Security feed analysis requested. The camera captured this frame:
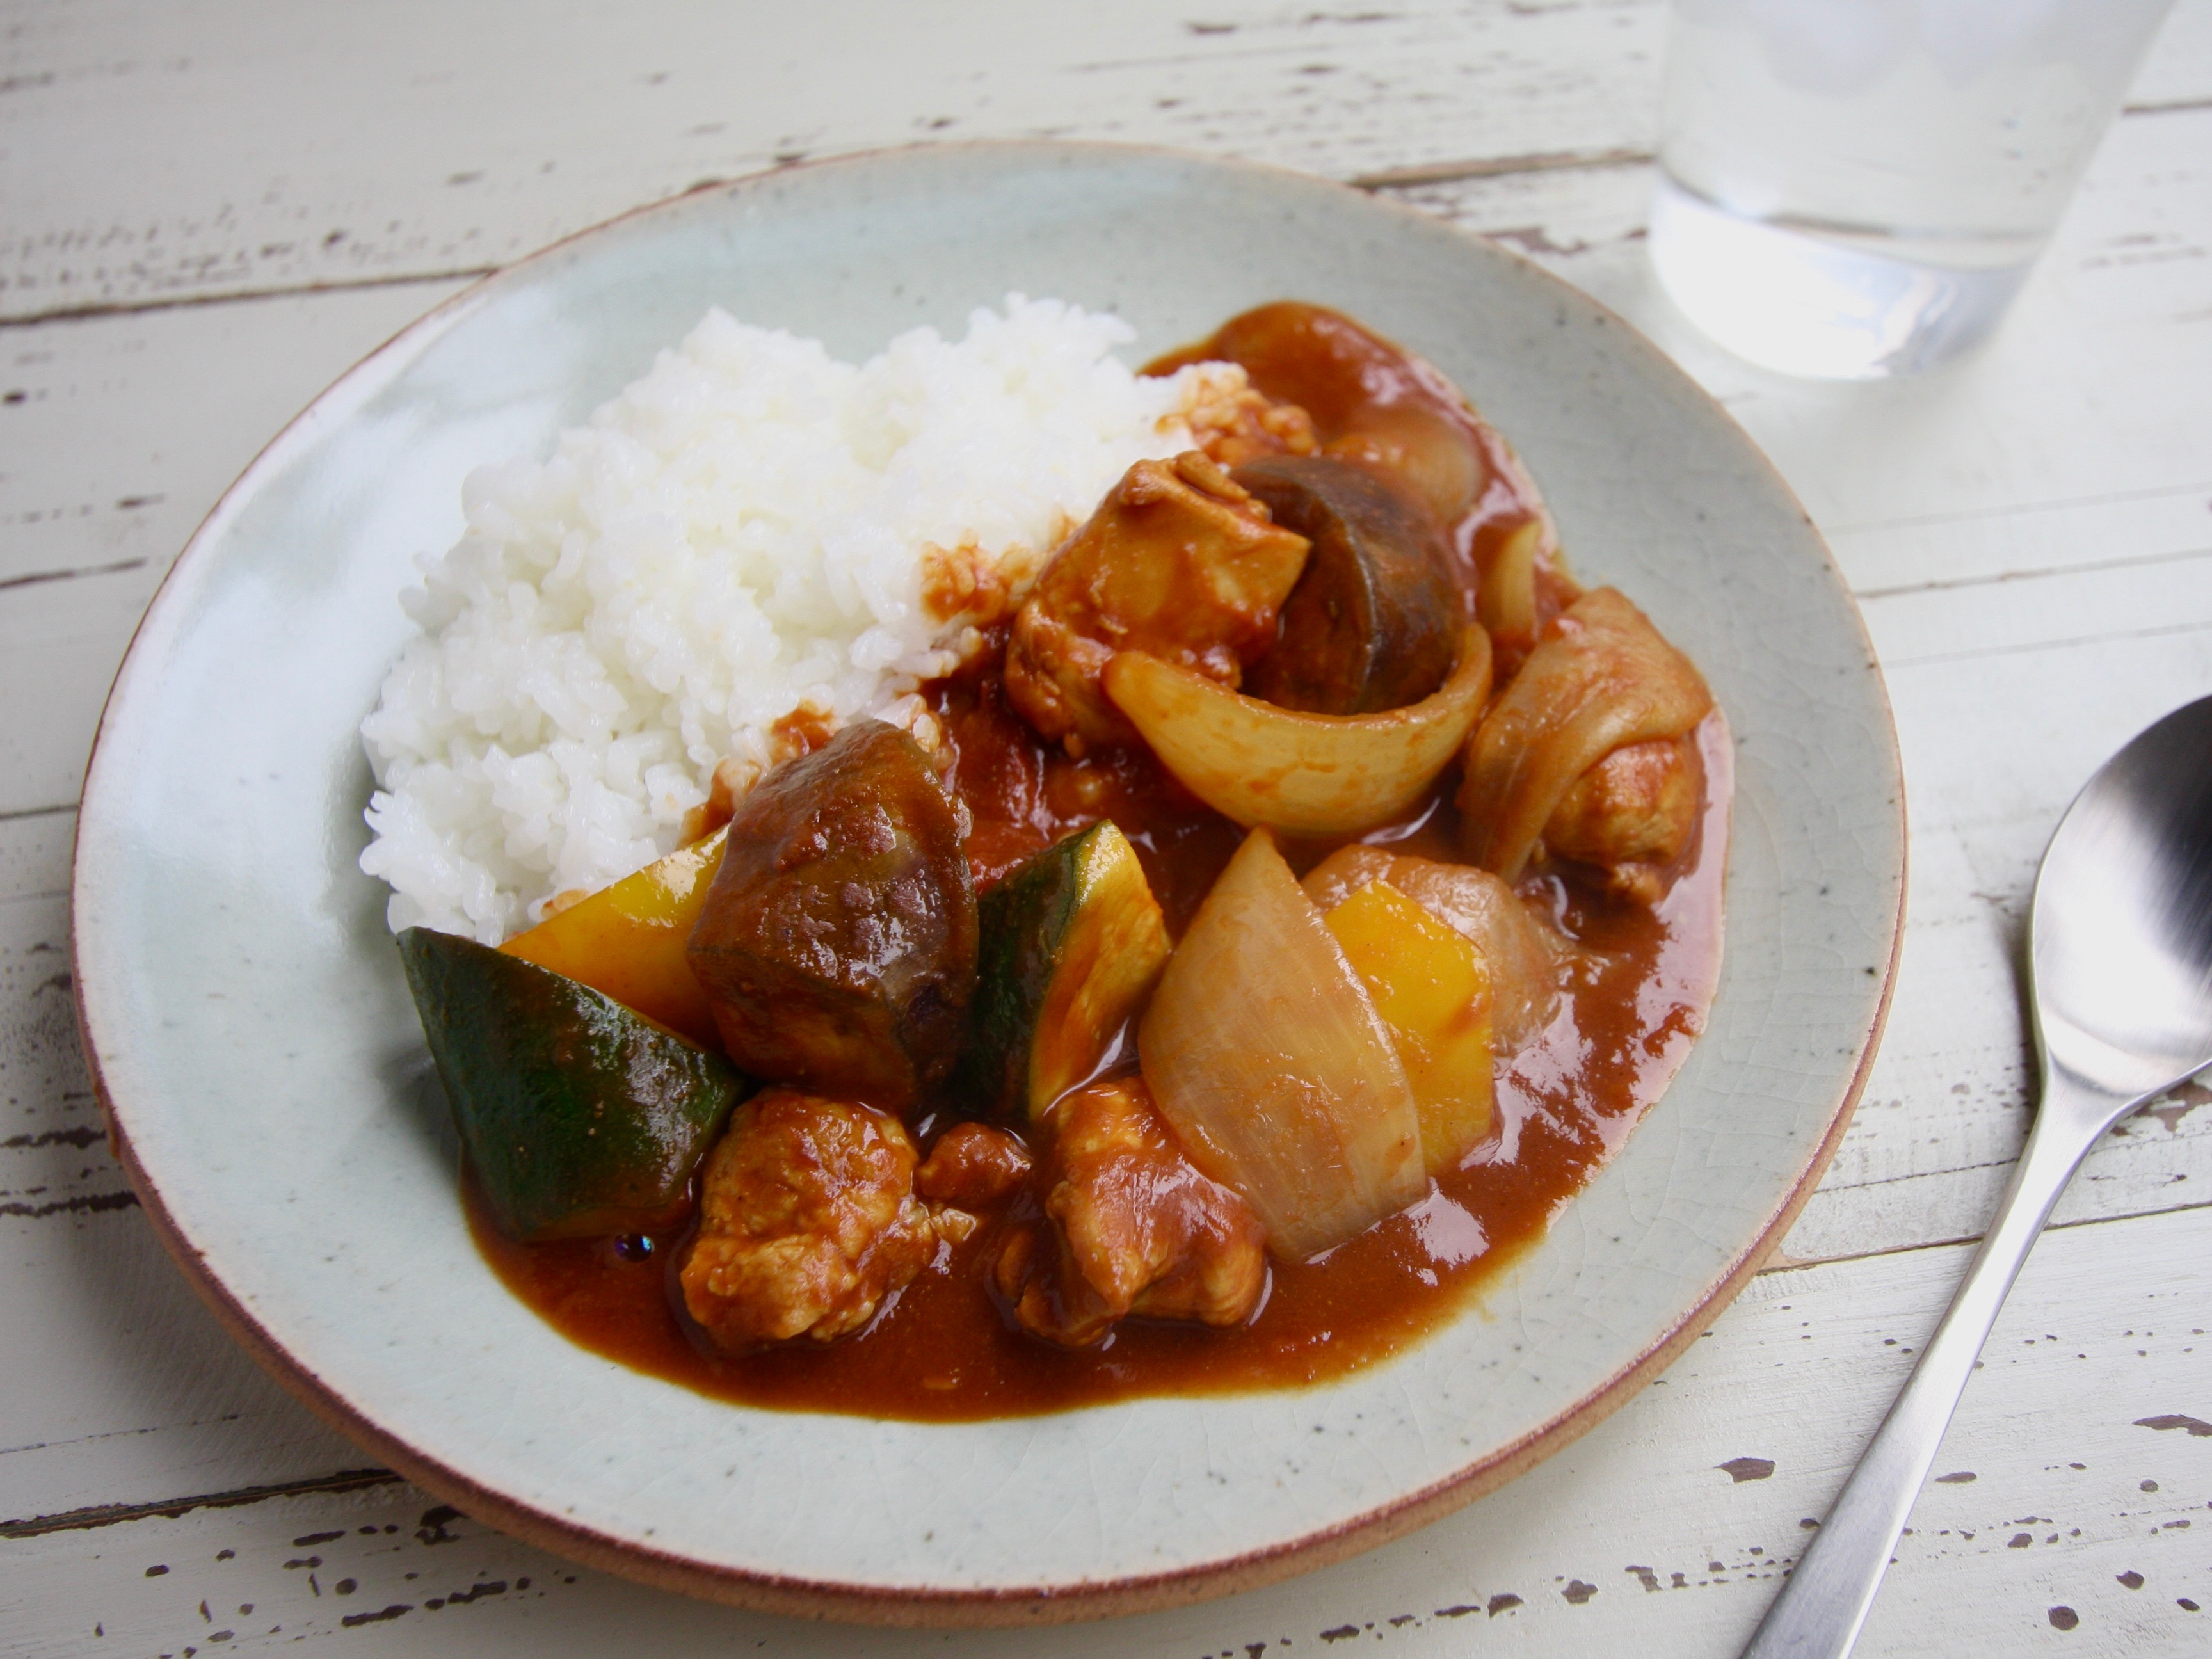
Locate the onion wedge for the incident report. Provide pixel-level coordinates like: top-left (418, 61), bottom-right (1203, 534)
top-left (1103, 626), bottom-right (1493, 837)
top-left (1139, 827), bottom-right (1424, 1261)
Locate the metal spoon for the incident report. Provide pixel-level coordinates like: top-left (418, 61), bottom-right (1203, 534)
top-left (1744, 695), bottom-right (2212, 1659)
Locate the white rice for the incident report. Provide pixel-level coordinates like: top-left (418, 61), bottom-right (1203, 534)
top-left (360, 295), bottom-right (1230, 944)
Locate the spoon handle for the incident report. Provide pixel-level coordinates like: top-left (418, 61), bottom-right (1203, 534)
top-left (1740, 1084), bottom-right (2111, 1659)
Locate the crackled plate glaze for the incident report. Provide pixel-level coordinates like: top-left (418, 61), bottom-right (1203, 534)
top-left (72, 142), bottom-right (1903, 1624)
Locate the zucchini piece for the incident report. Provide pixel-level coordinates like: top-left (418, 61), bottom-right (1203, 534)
top-left (966, 821), bottom-right (1171, 1120)
top-left (397, 927), bottom-right (744, 1242)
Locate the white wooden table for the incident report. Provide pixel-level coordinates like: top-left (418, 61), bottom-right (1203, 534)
top-left (6, 4), bottom-right (2211, 1653)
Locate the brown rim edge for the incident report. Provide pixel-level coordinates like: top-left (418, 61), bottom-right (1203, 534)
top-left (67, 136), bottom-right (1911, 1628)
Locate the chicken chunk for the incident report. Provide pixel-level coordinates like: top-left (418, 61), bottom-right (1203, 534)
top-left (1177, 364), bottom-right (1320, 469)
top-left (1457, 586), bottom-right (1713, 885)
top-left (678, 1088), bottom-right (935, 1352)
top-left (1173, 301), bottom-right (1489, 524)
top-left (1004, 452), bottom-right (1310, 755)
top-left (1543, 735), bottom-right (1702, 901)
top-left (994, 1076), bottom-right (1267, 1347)
top-left (914, 1120), bottom-right (1034, 1208)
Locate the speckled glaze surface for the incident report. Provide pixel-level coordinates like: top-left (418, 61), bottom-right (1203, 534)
top-left (70, 142), bottom-right (1903, 1624)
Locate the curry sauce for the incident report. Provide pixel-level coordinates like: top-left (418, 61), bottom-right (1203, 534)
top-left (464, 301), bottom-right (1729, 1420)
top-left (471, 707), bottom-right (1727, 1420)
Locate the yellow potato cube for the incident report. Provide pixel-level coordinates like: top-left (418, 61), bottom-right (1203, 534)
top-left (1322, 878), bottom-right (1495, 1174)
top-left (499, 828), bottom-right (727, 1048)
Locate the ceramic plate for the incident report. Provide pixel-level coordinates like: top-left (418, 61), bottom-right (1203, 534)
top-left (72, 141), bottom-right (1903, 1624)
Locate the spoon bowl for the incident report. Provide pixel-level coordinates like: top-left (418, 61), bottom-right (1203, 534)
top-left (1746, 695), bottom-right (2212, 1659)
top-left (2033, 698), bottom-right (2212, 1105)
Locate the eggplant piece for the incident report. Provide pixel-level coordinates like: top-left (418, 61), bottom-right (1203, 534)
top-left (396, 927), bottom-right (744, 1242)
top-left (993, 1075), bottom-right (1267, 1347)
top-left (1233, 454), bottom-right (1457, 714)
top-left (686, 721), bottom-right (978, 1110)
top-left (964, 820), bottom-right (1171, 1121)
top-left (1004, 452), bottom-right (1310, 754)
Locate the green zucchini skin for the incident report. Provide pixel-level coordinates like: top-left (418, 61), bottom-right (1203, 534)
top-left (966, 820), bottom-right (1170, 1120)
top-left (396, 927), bottom-right (744, 1242)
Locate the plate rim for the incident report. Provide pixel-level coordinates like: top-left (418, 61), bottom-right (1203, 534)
top-left (70, 135), bottom-right (1907, 1626)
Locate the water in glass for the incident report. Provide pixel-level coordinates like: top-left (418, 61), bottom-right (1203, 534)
top-left (1651, 0), bottom-right (2174, 378)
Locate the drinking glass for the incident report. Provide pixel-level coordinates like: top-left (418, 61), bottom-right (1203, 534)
top-left (1649, 0), bottom-right (2175, 379)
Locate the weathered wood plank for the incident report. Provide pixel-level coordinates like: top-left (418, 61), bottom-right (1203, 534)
top-left (0, 281), bottom-right (470, 814)
top-left (0, 565), bottom-right (163, 817)
top-left (0, 804), bottom-right (70, 905)
top-left (1866, 552), bottom-right (2212, 671)
top-left (1779, 624), bottom-right (2212, 1265)
top-left (0, 1195), bottom-right (373, 1527)
top-left (0, 279), bottom-right (467, 589)
top-left (0, 814), bottom-right (371, 1524)
top-left (5, 3), bottom-right (2211, 1580)
top-left (6, 1201), bottom-right (2209, 1657)
top-left (0, 0), bottom-right (1674, 320)
top-left (7, 0), bottom-right (2209, 324)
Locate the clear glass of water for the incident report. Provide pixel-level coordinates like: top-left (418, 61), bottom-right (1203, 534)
top-left (1649, 0), bottom-right (2175, 379)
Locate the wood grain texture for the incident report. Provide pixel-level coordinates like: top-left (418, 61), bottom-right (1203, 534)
top-left (0, 812), bottom-right (367, 1523)
top-left (0, 282), bottom-right (470, 814)
top-left (6, 0), bottom-right (2207, 323)
top-left (6, 1204), bottom-right (2209, 1656)
top-left (0, 0), bottom-right (1671, 320)
top-left (6, 0), bottom-right (2212, 1650)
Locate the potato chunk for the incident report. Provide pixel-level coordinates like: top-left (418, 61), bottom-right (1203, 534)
top-left (1004, 452), bottom-right (1310, 753)
top-left (686, 721), bottom-right (977, 1110)
top-left (1301, 846), bottom-right (1565, 1052)
top-left (1322, 881), bottom-right (1495, 1175)
top-left (679, 1089), bottom-right (935, 1352)
top-left (995, 1077), bottom-right (1267, 1347)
